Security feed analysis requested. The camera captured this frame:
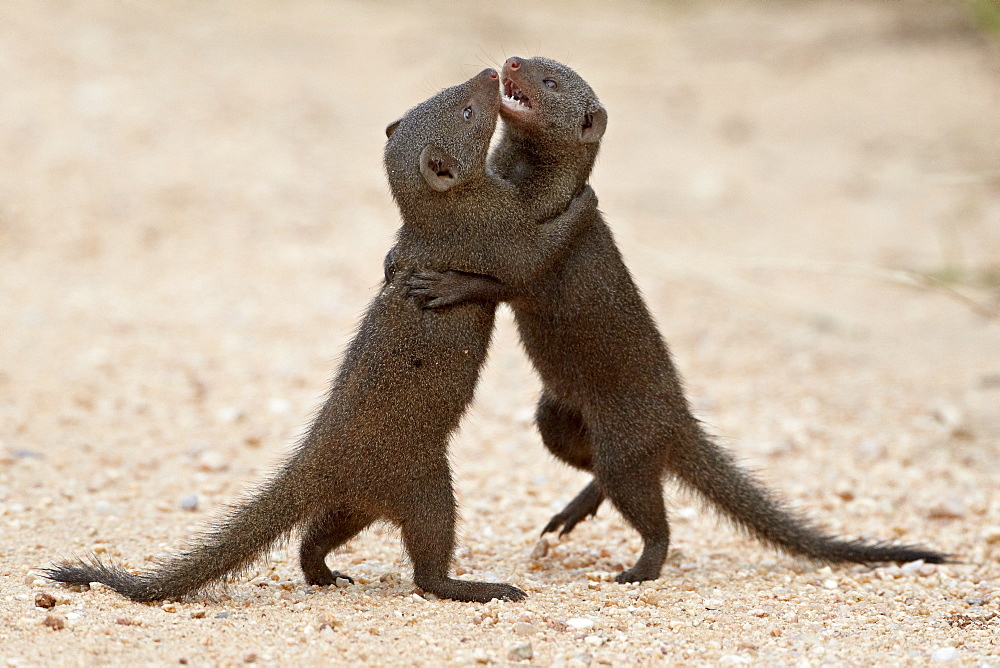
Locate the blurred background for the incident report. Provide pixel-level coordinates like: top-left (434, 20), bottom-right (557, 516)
top-left (1, 0), bottom-right (998, 595)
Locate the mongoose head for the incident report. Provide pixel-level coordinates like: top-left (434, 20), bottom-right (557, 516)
top-left (500, 57), bottom-right (607, 148)
top-left (384, 68), bottom-right (500, 212)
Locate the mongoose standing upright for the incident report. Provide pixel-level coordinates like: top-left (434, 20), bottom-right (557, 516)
top-left (44, 68), bottom-right (595, 603)
top-left (408, 57), bottom-right (947, 584)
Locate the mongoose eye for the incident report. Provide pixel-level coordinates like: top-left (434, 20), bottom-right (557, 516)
top-left (542, 79), bottom-right (557, 89)
top-left (463, 106), bottom-right (475, 121)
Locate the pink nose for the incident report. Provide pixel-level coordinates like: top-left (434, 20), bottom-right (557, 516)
top-left (505, 57), bottom-right (521, 70)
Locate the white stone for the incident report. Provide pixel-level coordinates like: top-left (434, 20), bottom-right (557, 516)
top-left (931, 647), bottom-right (958, 662)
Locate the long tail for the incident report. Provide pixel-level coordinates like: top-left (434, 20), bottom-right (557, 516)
top-left (42, 450), bottom-right (320, 601)
top-left (672, 432), bottom-right (947, 564)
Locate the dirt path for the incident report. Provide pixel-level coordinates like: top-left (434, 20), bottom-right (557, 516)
top-left (1, 1), bottom-right (998, 665)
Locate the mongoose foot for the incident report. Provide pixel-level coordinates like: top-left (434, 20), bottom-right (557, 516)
top-left (305, 569), bottom-right (355, 587)
top-left (614, 567), bottom-right (660, 584)
top-left (416, 577), bottom-right (526, 603)
top-left (542, 507), bottom-right (594, 536)
top-left (542, 482), bottom-right (604, 536)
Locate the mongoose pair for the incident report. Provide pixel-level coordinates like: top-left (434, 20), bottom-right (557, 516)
top-left (407, 56), bottom-right (946, 582)
top-left (44, 68), bottom-right (595, 603)
top-left (45, 59), bottom-right (945, 605)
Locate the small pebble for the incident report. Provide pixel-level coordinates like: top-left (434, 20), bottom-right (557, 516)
top-left (901, 560), bottom-right (925, 576)
top-left (268, 397), bottom-right (291, 414)
top-left (34, 593), bottom-right (56, 609)
top-left (42, 614), bottom-right (66, 630)
top-left (216, 407), bottom-right (244, 423)
top-left (196, 451), bottom-right (227, 473)
top-left (584, 635), bottom-right (604, 646)
top-left (676, 506), bottom-right (698, 520)
top-left (94, 501), bottom-right (119, 515)
top-left (530, 538), bottom-right (549, 560)
top-left (317, 612), bottom-right (338, 629)
top-left (13, 449), bottom-right (42, 459)
top-left (513, 622), bottom-right (538, 636)
top-left (926, 501), bottom-right (964, 520)
top-left (930, 647), bottom-right (958, 662)
top-left (982, 526), bottom-right (1000, 544)
top-left (508, 641), bottom-right (533, 661)
top-left (179, 495), bottom-right (199, 512)
top-left (566, 617), bottom-right (595, 630)
top-left (933, 405), bottom-right (963, 426)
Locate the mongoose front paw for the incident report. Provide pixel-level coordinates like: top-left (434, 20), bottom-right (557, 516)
top-left (405, 271), bottom-right (465, 309)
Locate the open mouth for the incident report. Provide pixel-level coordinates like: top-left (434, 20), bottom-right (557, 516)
top-left (501, 77), bottom-right (532, 112)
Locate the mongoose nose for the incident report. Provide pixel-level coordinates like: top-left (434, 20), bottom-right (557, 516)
top-left (505, 57), bottom-right (521, 70)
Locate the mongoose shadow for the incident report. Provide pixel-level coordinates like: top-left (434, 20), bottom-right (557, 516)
top-left (43, 68), bottom-right (595, 603)
top-left (408, 56), bottom-right (948, 584)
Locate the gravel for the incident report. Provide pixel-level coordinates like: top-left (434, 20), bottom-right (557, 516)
top-left (1, 1), bottom-right (998, 665)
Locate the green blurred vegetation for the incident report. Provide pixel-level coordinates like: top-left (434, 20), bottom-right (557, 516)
top-left (970, 0), bottom-right (1000, 39)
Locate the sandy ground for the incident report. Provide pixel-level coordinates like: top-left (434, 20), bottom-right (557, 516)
top-left (2, 1), bottom-right (999, 665)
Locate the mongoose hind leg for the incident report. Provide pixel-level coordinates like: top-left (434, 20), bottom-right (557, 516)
top-left (542, 480), bottom-right (604, 536)
top-left (299, 508), bottom-right (373, 586)
top-left (536, 392), bottom-right (606, 536)
top-left (403, 468), bottom-right (526, 603)
top-left (593, 437), bottom-right (671, 583)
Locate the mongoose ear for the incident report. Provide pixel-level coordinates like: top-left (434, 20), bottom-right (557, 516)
top-left (580, 106), bottom-right (607, 144)
top-left (385, 119), bottom-right (402, 138)
top-left (419, 145), bottom-right (460, 192)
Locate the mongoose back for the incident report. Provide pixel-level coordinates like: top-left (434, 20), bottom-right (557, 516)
top-left (410, 57), bottom-right (947, 583)
top-left (43, 68), bottom-right (594, 603)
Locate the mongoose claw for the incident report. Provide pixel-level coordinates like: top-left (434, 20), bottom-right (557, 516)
top-left (405, 271), bottom-right (471, 309)
top-left (403, 271), bottom-right (444, 305)
top-left (305, 569), bottom-right (355, 587)
top-left (542, 481), bottom-right (603, 536)
top-left (541, 505), bottom-right (596, 537)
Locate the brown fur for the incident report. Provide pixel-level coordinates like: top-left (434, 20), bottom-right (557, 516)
top-left (409, 57), bottom-right (947, 584)
top-left (43, 68), bottom-right (595, 603)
